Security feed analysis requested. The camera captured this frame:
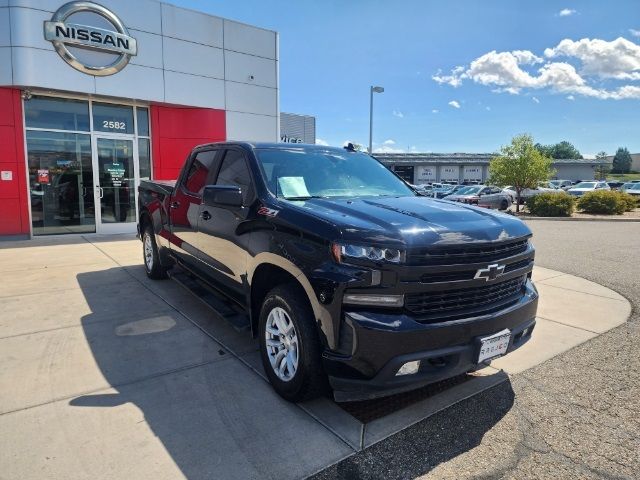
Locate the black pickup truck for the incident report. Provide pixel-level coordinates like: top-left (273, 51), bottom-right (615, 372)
top-left (138, 142), bottom-right (538, 402)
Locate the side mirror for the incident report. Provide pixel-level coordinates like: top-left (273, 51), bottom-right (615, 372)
top-left (202, 185), bottom-right (243, 208)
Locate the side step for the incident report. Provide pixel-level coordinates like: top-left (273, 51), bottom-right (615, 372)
top-left (168, 268), bottom-right (250, 332)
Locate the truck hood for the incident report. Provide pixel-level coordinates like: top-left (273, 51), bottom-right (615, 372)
top-left (287, 195), bottom-right (531, 247)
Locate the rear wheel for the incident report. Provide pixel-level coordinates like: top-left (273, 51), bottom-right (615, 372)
top-left (499, 199), bottom-right (509, 210)
top-left (258, 284), bottom-right (328, 402)
top-left (142, 226), bottom-right (167, 280)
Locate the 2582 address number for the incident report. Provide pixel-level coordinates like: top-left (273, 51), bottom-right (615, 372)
top-left (103, 120), bottom-right (126, 130)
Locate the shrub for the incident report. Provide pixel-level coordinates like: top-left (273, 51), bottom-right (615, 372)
top-left (527, 192), bottom-right (575, 217)
top-left (577, 190), bottom-right (627, 214)
top-left (619, 192), bottom-right (638, 212)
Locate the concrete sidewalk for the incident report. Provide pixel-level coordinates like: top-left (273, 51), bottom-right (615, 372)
top-left (0, 235), bottom-right (631, 479)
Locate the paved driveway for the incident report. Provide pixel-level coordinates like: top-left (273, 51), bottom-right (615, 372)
top-left (314, 221), bottom-right (639, 479)
top-left (0, 235), bottom-right (351, 480)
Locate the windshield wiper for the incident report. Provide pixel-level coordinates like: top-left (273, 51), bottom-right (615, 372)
top-left (282, 195), bottom-right (326, 201)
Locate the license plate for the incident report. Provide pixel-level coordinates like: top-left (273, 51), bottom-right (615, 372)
top-left (478, 329), bottom-right (511, 363)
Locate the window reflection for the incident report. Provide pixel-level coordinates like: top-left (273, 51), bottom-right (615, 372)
top-left (27, 131), bottom-right (95, 235)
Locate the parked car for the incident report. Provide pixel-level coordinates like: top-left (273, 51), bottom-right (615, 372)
top-left (432, 184), bottom-right (466, 198)
top-left (502, 183), bottom-right (558, 203)
top-left (549, 179), bottom-right (574, 190)
top-left (445, 185), bottom-right (513, 210)
top-left (567, 181), bottom-right (610, 197)
top-left (621, 182), bottom-right (640, 197)
top-left (606, 181), bottom-right (625, 190)
top-left (138, 142), bottom-right (537, 403)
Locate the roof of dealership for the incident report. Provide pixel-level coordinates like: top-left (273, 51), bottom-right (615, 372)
top-left (374, 153), bottom-right (612, 166)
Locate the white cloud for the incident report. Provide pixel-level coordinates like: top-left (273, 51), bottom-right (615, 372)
top-left (544, 37), bottom-right (640, 80)
top-left (392, 110), bottom-right (404, 118)
top-left (432, 109), bottom-right (439, 113)
top-left (432, 37), bottom-right (640, 100)
top-left (630, 29), bottom-right (640, 38)
top-left (532, 96), bottom-right (540, 103)
top-left (485, 106), bottom-right (491, 111)
top-left (558, 8), bottom-right (576, 16)
top-left (315, 138), bottom-right (329, 146)
top-left (373, 145), bottom-right (405, 153)
top-left (567, 95), bottom-right (575, 100)
top-left (383, 139), bottom-right (396, 145)
top-left (432, 66), bottom-right (466, 87)
top-left (448, 100), bottom-right (461, 108)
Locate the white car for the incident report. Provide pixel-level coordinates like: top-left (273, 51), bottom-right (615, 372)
top-left (502, 183), bottom-right (559, 203)
top-left (567, 181), bottom-right (610, 197)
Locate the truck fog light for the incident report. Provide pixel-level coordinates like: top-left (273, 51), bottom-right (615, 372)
top-left (396, 360), bottom-right (420, 376)
top-left (343, 294), bottom-right (404, 307)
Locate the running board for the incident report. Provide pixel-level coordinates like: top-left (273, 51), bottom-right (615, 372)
top-left (168, 268), bottom-right (250, 332)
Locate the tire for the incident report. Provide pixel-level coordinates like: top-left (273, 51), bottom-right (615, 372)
top-left (500, 199), bottom-right (509, 211)
top-left (142, 225), bottom-right (168, 280)
top-left (258, 283), bottom-right (328, 402)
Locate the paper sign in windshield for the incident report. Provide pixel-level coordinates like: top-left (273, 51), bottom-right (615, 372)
top-left (278, 176), bottom-right (310, 198)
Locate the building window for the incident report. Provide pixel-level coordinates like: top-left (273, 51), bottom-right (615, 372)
top-left (25, 97), bottom-right (90, 132)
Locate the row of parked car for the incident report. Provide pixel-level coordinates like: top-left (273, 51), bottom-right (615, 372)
top-left (409, 179), bottom-right (640, 210)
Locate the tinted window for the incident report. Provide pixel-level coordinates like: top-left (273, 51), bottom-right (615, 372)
top-left (216, 150), bottom-right (253, 204)
top-left (25, 97), bottom-right (90, 131)
top-left (93, 103), bottom-right (134, 134)
top-left (136, 107), bottom-right (149, 136)
top-left (138, 138), bottom-right (151, 180)
top-left (184, 150), bottom-right (217, 195)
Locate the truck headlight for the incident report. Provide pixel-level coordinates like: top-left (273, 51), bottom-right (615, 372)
top-left (331, 243), bottom-right (404, 264)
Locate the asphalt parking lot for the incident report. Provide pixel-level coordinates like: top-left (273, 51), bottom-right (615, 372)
top-left (0, 220), bottom-right (636, 479)
top-left (314, 220), bottom-right (640, 479)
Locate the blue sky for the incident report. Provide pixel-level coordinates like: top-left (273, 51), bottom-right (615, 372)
top-left (176, 0), bottom-right (640, 156)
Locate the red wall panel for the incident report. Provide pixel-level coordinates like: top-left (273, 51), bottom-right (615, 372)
top-left (150, 105), bottom-right (226, 180)
top-left (0, 88), bottom-right (29, 236)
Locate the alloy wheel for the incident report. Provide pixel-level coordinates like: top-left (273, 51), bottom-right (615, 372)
top-left (264, 307), bottom-right (299, 382)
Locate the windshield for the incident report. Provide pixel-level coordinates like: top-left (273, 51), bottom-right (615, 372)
top-left (574, 182), bottom-right (596, 188)
top-left (456, 186), bottom-right (482, 195)
top-left (256, 148), bottom-right (414, 199)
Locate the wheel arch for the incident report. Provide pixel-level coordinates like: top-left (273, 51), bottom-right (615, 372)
top-left (248, 255), bottom-right (333, 347)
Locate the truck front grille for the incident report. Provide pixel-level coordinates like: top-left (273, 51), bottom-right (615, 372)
top-left (405, 277), bottom-right (525, 319)
top-left (406, 239), bottom-right (529, 266)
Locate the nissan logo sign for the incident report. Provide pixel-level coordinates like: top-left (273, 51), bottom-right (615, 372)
top-left (44, 1), bottom-right (137, 76)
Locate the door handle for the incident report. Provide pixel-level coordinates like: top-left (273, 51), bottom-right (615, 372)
top-left (170, 201), bottom-right (180, 209)
top-left (201, 210), bottom-right (211, 221)
top-left (98, 187), bottom-right (104, 199)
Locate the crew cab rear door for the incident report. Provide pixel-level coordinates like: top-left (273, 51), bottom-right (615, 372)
top-left (169, 148), bottom-right (221, 268)
top-left (195, 147), bottom-right (255, 301)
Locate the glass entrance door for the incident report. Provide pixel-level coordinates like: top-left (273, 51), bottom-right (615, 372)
top-left (93, 137), bottom-right (139, 233)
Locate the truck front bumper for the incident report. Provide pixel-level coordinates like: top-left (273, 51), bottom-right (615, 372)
top-left (323, 280), bottom-right (538, 402)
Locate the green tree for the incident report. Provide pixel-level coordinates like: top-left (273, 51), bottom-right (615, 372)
top-left (490, 134), bottom-right (555, 212)
top-left (594, 151), bottom-right (611, 180)
top-left (611, 147), bottom-right (632, 174)
top-left (534, 141), bottom-right (583, 159)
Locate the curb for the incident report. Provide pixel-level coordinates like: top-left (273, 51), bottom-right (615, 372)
top-left (518, 216), bottom-right (640, 222)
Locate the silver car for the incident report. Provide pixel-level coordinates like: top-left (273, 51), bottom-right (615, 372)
top-left (445, 185), bottom-right (513, 210)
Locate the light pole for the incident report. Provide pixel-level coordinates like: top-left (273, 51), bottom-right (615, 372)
top-left (369, 85), bottom-right (384, 154)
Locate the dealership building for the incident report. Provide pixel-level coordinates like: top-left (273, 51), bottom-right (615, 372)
top-left (0, 0), bottom-right (278, 239)
top-left (375, 153), bottom-right (612, 185)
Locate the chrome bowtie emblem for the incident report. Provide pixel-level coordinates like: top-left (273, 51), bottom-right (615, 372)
top-left (474, 263), bottom-right (506, 282)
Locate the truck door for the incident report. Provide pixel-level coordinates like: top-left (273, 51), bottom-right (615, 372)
top-left (194, 147), bottom-right (255, 302)
top-left (169, 148), bottom-right (220, 268)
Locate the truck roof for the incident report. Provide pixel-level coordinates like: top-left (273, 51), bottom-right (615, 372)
top-left (191, 141), bottom-right (350, 154)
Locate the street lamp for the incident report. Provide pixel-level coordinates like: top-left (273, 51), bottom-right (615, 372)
top-left (369, 85), bottom-right (384, 154)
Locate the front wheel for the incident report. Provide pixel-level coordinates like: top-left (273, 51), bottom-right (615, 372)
top-left (142, 226), bottom-right (168, 280)
top-left (499, 199), bottom-right (509, 211)
top-left (258, 284), bottom-right (328, 402)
